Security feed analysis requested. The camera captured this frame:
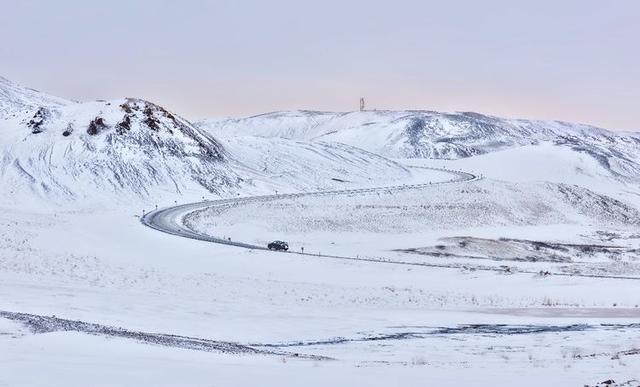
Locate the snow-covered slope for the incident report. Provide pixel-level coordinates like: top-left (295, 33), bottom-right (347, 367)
top-left (187, 178), bottom-right (640, 254)
top-left (0, 78), bottom-right (413, 205)
top-left (0, 76), bottom-right (71, 116)
top-left (5, 78), bottom-right (640, 387)
top-left (0, 78), bottom-right (238, 205)
top-left (216, 135), bottom-right (412, 193)
top-left (199, 110), bottom-right (640, 182)
top-left (420, 143), bottom-right (640, 206)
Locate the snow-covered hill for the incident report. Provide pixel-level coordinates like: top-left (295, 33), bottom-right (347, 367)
top-left (199, 110), bottom-right (640, 182)
top-left (0, 78), bottom-right (239, 205)
top-left (0, 78), bottom-right (413, 204)
top-left (215, 135), bottom-right (413, 193)
top-left (3, 75), bottom-right (639, 207)
top-left (186, 177), bottom-right (640, 257)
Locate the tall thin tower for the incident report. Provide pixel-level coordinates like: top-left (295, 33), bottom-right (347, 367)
top-left (359, 97), bottom-right (365, 112)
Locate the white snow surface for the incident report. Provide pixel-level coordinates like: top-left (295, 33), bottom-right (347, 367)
top-left (199, 109), bottom-right (640, 182)
top-left (0, 78), bottom-right (237, 205)
top-left (2, 77), bottom-right (640, 387)
top-left (0, 79), bottom-right (411, 206)
top-left (215, 135), bottom-right (413, 194)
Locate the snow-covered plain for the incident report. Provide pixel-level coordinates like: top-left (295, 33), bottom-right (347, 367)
top-left (2, 78), bottom-right (640, 387)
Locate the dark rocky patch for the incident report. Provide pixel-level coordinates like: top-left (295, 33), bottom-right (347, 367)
top-left (143, 104), bottom-right (160, 131)
top-left (398, 236), bottom-right (639, 265)
top-left (27, 107), bottom-right (49, 134)
top-left (87, 117), bottom-right (107, 135)
top-left (116, 115), bottom-right (131, 134)
top-left (62, 123), bottom-right (74, 137)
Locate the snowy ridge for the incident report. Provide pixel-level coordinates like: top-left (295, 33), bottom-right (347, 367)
top-left (0, 77), bottom-right (239, 204)
top-left (0, 77), bottom-right (417, 204)
top-left (199, 110), bottom-right (640, 182)
top-left (0, 76), bottom-right (71, 116)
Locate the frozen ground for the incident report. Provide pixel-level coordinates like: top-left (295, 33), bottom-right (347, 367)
top-left (3, 157), bottom-right (640, 386)
top-left (2, 204), bottom-right (640, 387)
top-left (2, 77), bottom-right (640, 386)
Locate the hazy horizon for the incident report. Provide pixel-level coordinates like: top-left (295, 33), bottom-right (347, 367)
top-left (2, 0), bottom-right (638, 130)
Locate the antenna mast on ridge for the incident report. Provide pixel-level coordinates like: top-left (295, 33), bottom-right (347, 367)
top-left (359, 97), bottom-right (365, 112)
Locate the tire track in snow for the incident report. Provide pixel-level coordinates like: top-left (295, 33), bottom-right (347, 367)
top-left (5, 310), bottom-right (639, 359)
top-left (0, 310), bottom-right (330, 360)
top-left (252, 323), bottom-right (640, 348)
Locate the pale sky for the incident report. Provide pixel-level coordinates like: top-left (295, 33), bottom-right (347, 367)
top-left (1, 0), bottom-right (638, 130)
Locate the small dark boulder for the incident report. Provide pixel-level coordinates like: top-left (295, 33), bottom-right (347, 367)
top-left (120, 101), bottom-right (134, 113)
top-left (62, 123), bottom-right (74, 137)
top-left (87, 117), bottom-right (107, 135)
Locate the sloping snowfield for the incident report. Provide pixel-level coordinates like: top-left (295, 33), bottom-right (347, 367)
top-left (3, 158), bottom-right (640, 386)
top-left (2, 173), bottom-right (640, 386)
top-left (2, 79), bottom-right (640, 387)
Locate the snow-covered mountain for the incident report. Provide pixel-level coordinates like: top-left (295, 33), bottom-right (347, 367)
top-left (0, 78), bottom-right (412, 204)
top-left (3, 75), bottom-right (639, 206)
top-left (0, 77), bottom-right (239, 204)
top-left (199, 110), bottom-right (640, 181)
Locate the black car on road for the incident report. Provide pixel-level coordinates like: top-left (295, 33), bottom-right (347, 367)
top-left (268, 240), bottom-right (289, 251)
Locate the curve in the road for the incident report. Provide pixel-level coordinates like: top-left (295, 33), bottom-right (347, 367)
top-left (141, 166), bottom-right (476, 250)
top-left (140, 166), bottom-right (640, 281)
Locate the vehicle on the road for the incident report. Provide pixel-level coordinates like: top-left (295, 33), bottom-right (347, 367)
top-left (267, 240), bottom-right (289, 251)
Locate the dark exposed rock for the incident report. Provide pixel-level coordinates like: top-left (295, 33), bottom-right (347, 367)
top-left (143, 105), bottom-right (160, 131)
top-left (27, 107), bottom-right (49, 134)
top-left (87, 117), bottom-right (107, 135)
top-left (62, 123), bottom-right (74, 137)
top-left (120, 102), bottom-right (133, 114)
top-left (116, 115), bottom-right (131, 134)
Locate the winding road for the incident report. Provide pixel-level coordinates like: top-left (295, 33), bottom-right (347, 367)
top-left (141, 166), bottom-right (477, 250)
top-left (141, 166), bottom-right (640, 281)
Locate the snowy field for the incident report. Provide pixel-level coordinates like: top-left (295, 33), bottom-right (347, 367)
top-left (2, 77), bottom-right (640, 386)
top-left (3, 156), bottom-right (640, 386)
top-left (2, 201), bottom-right (640, 387)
